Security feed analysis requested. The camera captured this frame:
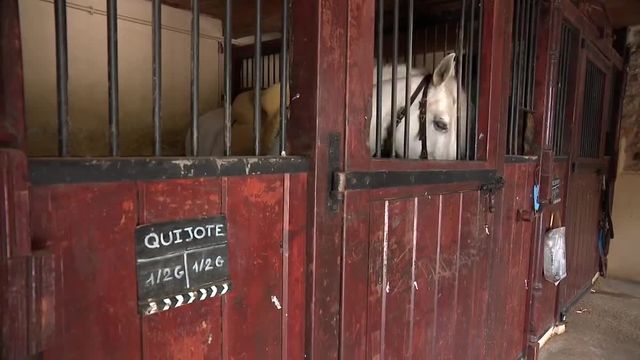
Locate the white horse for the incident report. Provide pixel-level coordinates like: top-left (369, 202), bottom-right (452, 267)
top-left (369, 53), bottom-right (466, 160)
top-left (189, 53), bottom-right (466, 159)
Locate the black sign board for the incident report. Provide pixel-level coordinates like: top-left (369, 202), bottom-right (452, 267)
top-left (551, 178), bottom-right (561, 204)
top-left (135, 215), bottom-right (231, 315)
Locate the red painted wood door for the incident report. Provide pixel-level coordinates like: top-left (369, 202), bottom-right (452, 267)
top-left (28, 167), bottom-right (307, 360)
top-left (339, 178), bottom-right (499, 359)
top-left (558, 46), bottom-right (611, 312)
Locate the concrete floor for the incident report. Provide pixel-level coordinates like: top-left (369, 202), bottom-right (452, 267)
top-left (539, 277), bottom-right (640, 360)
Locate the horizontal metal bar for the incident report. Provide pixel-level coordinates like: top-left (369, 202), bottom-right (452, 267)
top-left (28, 157), bottom-right (310, 186)
top-left (333, 169), bottom-right (497, 191)
top-left (505, 155), bottom-right (539, 163)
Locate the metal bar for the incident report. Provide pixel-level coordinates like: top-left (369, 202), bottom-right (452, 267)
top-left (334, 169), bottom-right (498, 191)
top-left (224, 0), bottom-right (232, 156)
top-left (423, 27), bottom-right (428, 68)
top-left (404, 0), bottom-right (414, 158)
top-left (444, 22), bottom-right (448, 53)
top-left (581, 62), bottom-right (592, 157)
top-left (526, 0), bottom-right (537, 107)
top-left (507, 0), bottom-right (520, 155)
top-left (553, 25), bottom-right (564, 155)
top-left (152, 0), bottom-right (162, 156)
top-left (190, 0), bottom-right (200, 156)
top-left (457, 0), bottom-right (466, 159)
top-left (590, 68), bottom-right (597, 157)
top-left (279, 0), bottom-right (289, 156)
top-left (29, 157), bottom-right (310, 186)
top-left (391, 0), bottom-right (399, 157)
top-left (254, 0), bottom-right (262, 155)
top-left (375, 0), bottom-right (384, 157)
top-left (472, 0), bottom-right (483, 159)
top-left (515, 0), bottom-right (527, 155)
top-left (595, 67), bottom-right (604, 156)
top-left (465, 0), bottom-right (476, 159)
top-left (589, 64), bottom-right (596, 157)
top-left (55, 0), bottom-right (70, 157)
top-left (432, 25), bottom-right (437, 73)
top-left (580, 62), bottom-right (593, 156)
top-left (557, 25), bottom-right (570, 155)
top-left (522, 0), bottom-right (532, 110)
top-left (107, 0), bottom-right (119, 156)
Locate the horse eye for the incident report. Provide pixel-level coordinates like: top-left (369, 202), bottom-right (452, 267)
top-left (433, 119), bottom-right (448, 132)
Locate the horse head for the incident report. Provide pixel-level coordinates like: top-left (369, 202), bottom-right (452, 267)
top-left (370, 53), bottom-right (467, 160)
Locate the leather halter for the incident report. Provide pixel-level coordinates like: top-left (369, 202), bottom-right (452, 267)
top-left (394, 73), bottom-right (432, 159)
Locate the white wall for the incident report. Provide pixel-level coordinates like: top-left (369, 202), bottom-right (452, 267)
top-left (19, 0), bottom-right (224, 156)
top-left (609, 26), bottom-right (640, 282)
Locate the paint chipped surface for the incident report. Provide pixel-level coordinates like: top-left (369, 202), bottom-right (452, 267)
top-left (271, 295), bottom-right (282, 310)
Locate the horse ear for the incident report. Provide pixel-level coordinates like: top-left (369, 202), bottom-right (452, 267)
top-left (432, 53), bottom-right (456, 86)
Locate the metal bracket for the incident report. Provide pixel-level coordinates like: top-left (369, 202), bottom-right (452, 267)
top-left (479, 176), bottom-right (504, 213)
top-left (327, 133), bottom-right (343, 213)
top-left (479, 175), bottom-right (505, 194)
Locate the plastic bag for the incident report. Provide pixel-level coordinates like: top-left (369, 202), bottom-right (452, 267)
top-left (543, 212), bottom-right (566, 285)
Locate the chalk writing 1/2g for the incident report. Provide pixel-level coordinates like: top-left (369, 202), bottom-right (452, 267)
top-left (145, 265), bottom-right (185, 287)
top-left (192, 256), bottom-right (225, 273)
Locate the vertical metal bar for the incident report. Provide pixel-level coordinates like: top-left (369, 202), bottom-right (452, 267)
top-left (522, 0), bottom-right (532, 111)
top-left (55, 0), bottom-right (70, 157)
top-left (432, 25), bottom-right (437, 73)
top-left (591, 66), bottom-right (596, 157)
top-left (279, 0), bottom-right (289, 156)
top-left (591, 69), bottom-right (597, 157)
top-left (556, 24), bottom-right (566, 155)
top-left (224, 0), bottom-right (232, 156)
top-left (404, 0), bottom-right (414, 158)
top-left (254, 0), bottom-right (262, 155)
top-left (557, 25), bottom-right (570, 155)
top-left (507, 0), bottom-right (520, 154)
top-left (465, 0), bottom-right (476, 160)
top-left (595, 67), bottom-right (604, 156)
top-left (457, 0), bottom-right (466, 159)
top-left (152, 0), bottom-right (162, 156)
top-left (423, 27), bottom-right (428, 68)
top-left (391, 0), bottom-right (400, 157)
top-left (561, 26), bottom-right (576, 155)
top-left (472, 0), bottom-right (483, 159)
top-left (375, 0), bottom-right (384, 157)
top-left (526, 0), bottom-right (537, 107)
top-left (516, 0), bottom-right (527, 154)
top-left (107, 0), bottom-right (119, 156)
top-left (553, 25), bottom-right (563, 155)
top-left (190, 0), bottom-right (200, 156)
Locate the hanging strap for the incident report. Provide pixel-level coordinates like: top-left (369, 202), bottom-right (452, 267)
top-left (393, 73), bottom-right (432, 159)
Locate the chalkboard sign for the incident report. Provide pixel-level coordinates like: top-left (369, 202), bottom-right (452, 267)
top-left (551, 178), bottom-right (561, 204)
top-left (135, 215), bottom-right (231, 316)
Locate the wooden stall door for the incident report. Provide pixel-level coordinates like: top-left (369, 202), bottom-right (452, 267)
top-left (29, 168), bottom-right (307, 360)
top-left (340, 179), bottom-right (502, 359)
top-left (559, 47), bottom-right (610, 313)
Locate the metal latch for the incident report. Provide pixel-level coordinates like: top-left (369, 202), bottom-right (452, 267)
top-left (479, 176), bottom-right (505, 213)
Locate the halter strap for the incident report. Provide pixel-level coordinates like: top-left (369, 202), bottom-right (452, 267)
top-left (394, 73), bottom-right (432, 159)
